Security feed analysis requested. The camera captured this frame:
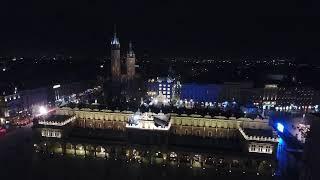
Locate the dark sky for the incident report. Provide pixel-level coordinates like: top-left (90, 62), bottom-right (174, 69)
top-left (0, 0), bottom-right (320, 61)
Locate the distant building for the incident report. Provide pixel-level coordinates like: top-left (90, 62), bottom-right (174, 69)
top-left (180, 82), bottom-right (254, 104)
top-left (2, 87), bottom-right (49, 117)
top-left (180, 83), bottom-right (222, 103)
top-left (105, 26), bottom-right (141, 104)
top-left (277, 86), bottom-right (314, 107)
top-left (254, 84), bottom-right (318, 112)
top-left (261, 84), bottom-right (278, 110)
top-left (110, 26), bottom-right (121, 81)
top-left (110, 27), bottom-right (137, 82)
top-left (126, 42), bottom-right (136, 80)
top-left (147, 77), bottom-right (180, 101)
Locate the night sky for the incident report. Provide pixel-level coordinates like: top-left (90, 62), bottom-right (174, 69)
top-left (0, 0), bottom-right (319, 62)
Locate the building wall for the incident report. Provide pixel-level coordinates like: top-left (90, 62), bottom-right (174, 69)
top-left (111, 49), bottom-right (121, 80)
top-left (57, 107), bottom-right (271, 137)
top-left (180, 83), bottom-right (222, 102)
top-left (126, 56), bottom-right (135, 79)
top-left (54, 107), bottom-right (278, 155)
top-left (147, 77), bottom-right (177, 100)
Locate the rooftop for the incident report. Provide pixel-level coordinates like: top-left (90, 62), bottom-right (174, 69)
top-left (45, 115), bottom-right (74, 122)
top-left (243, 128), bottom-right (274, 138)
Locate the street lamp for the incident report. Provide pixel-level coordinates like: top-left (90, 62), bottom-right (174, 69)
top-left (38, 106), bottom-right (48, 116)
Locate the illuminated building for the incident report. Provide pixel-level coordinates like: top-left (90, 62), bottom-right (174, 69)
top-left (110, 26), bottom-right (121, 81)
top-left (45, 106), bottom-right (279, 155)
top-left (255, 84), bottom-right (319, 111)
top-left (147, 77), bottom-right (180, 101)
top-left (277, 86), bottom-right (315, 107)
top-left (262, 84), bottom-right (278, 110)
top-left (126, 42), bottom-right (136, 79)
top-left (180, 83), bottom-right (222, 103)
top-left (35, 114), bottom-right (76, 138)
top-left (105, 27), bottom-right (141, 103)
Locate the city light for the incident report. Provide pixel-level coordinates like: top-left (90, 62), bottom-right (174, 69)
top-left (53, 84), bottom-right (61, 89)
top-left (277, 123), bottom-right (284, 133)
top-left (38, 106), bottom-right (48, 115)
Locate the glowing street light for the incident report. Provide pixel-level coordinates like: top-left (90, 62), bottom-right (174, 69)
top-left (277, 123), bottom-right (284, 133)
top-left (38, 106), bottom-right (48, 115)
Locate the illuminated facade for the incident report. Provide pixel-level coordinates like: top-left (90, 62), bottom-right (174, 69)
top-left (126, 42), bottom-right (136, 79)
top-left (33, 139), bottom-right (277, 176)
top-left (52, 107), bottom-right (278, 155)
top-left (147, 77), bottom-right (180, 101)
top-left (111, 28), bottom-right (121, 80)
top-left (36, 114), bottom-right (76, 139)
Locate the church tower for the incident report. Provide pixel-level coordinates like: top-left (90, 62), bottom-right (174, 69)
top-left (126, 41), bottom-right (136, 79)
top-left (111, 26), bottom-right (121, 80)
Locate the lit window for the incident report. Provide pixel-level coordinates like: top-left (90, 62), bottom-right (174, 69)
top-left (163, 91), bottom-right (166, 94)
top-left (167, 88), bottom-right (170, 91)
top-left (167, 91), bottom-right (170, 94)
top-left (208, 131), bottom-right (212, 137)
top-left (168, 84), bottom-right (170, 87)
top-left (4, 98), bottom-right (7, 102)
top-left (163, 84), bottom-right (166, 87)
top-left (159, 84), bottom-right (162, 87)
top-left (167, 95), bottom-right (170, 98)
top-left (159, 88), bottom-right (162, 90)
top-left (163, 88), bottom-right (166, 90)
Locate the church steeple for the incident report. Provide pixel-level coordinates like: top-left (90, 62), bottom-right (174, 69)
top-left (127, 41), bottom-right (135, 57)
top-left (110, 25), bottom-right (121, 80)
top-left (126, 41), bottom-right (136, 79)
top-left (111, 25), bottom-right (120, 47)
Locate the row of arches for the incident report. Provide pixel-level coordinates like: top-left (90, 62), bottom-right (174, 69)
top-left (36, 141), bottom-right (275, 175)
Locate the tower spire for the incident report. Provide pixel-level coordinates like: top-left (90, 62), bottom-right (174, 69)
top-left (113, 24), bottom-right (117, 37)
top-left (127, 41), bottom-right (135, 57)
top-left (111, 24), bottom-right (120, 46)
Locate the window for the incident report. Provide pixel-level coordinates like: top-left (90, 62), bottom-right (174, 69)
top-left (185, 129), bottom-right (188, 135)
top-left (159, 84), bottom-right (162, 87)
top-left (208, 131), bottom-right (212, 137)
top-left (266, 146), bottom-right (271, 153)
top-left (168, 84), bottom-right (170, 87)
top-left (159, 88), bottom-right (162, 90)
top-left (167, 91), bottom-right (170, 94)
top-left (196, 130), bottom-right (200, 136)
top-left (167, 95), bottom-right (170, 98)
top-left (258, 145), bottom-right (263, 152)
top-left (251, 144), bottom-right (256, 151)
top-left (42, 130), bottom-right (46, 136)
